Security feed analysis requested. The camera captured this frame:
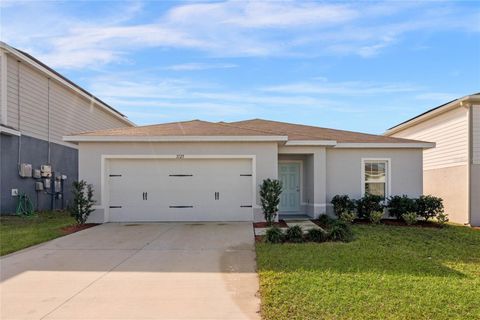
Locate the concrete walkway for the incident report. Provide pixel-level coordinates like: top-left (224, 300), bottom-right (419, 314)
top-left (0, 223), bottom-right (260, 320)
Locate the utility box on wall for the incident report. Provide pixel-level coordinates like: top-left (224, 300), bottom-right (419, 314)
top-left (19, 163), bottom-right (33, 178)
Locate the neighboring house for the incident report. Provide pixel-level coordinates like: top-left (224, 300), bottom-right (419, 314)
top-left (0, 42), bottom-right (135, 213)
top-left (385, 93), bottom-right (480, 227)
top-left (63, 119), bottom-right (433, 223)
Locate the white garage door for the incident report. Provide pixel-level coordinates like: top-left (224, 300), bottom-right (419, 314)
top-left (107, 158), bottom-right (253, 222)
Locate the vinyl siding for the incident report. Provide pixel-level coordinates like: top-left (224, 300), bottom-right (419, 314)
top-left (5, 54), bottom-right (131, 145)
top-left (390, 107), bottom-right (468, 170)
top-left (473, 105), bottom-right (480, 164)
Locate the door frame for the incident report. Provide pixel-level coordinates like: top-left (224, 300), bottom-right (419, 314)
top-left (278, 160), bottom-right (303, 212)
top-left (100, 154), bottom-right (256, 222)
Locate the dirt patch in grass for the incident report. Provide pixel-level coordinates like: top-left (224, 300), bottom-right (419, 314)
top-left (255, 235), bottom-right (264, 243)
top-left (61, 223), bottom-right (98, 234)
top-left (253, 220), bottom-right (288, 228)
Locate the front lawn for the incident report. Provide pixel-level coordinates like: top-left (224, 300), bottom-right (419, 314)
top-left (0, 211), bottom-right (75, 256)
top-left (256, 224), bottom-right (480, 320)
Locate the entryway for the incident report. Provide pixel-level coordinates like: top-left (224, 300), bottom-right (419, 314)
top-left (278, 161), bottom-right (301, 212)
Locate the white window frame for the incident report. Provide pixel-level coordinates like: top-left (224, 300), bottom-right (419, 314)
top-left (361, 158), bottom-right (391, 198)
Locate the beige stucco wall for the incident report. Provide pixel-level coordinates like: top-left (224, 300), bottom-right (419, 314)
top-left (78, 141), bottom-right (279, 222)
top-left (325, 148), bottom-right (423, 215)
top-left (424, 164), bottom-right (468, 225)
top-left (471, 164), bottom-right (480, 226)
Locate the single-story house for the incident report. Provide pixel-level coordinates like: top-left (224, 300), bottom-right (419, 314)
top-left (64, 119), bottom-right (433, 223)
top-left (385, 93), bottom-right (480, 227)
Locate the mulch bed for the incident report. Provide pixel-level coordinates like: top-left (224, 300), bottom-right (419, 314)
top-left (255, 235), bottom-right (264, 243)
top-left (253, 220), bottom-right (288, 228)
top-left (61, 223), bottom-right (99, 235)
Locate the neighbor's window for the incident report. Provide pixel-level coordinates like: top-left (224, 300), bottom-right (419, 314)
top-left (363, 160), bottom-right (388, 198)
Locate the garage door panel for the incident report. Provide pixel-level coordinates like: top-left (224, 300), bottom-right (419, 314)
top-left (107, 158), bottom-right (252, 222)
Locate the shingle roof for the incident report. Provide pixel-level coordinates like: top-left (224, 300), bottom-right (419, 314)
top-left (73, 120), bottom-right (282, 137)
top-left (72, 119), bottom-right (426, 144)
top-left (229, 119), bottom-right (426, 143)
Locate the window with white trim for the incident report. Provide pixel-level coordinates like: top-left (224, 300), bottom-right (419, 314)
top-left (362, 159), bottom-right (389, 198)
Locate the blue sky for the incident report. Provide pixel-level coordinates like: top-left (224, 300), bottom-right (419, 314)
top-left (1, 1), bottom-right (479, 134)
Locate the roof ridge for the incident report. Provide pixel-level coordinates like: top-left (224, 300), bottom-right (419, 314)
top-left (234, 118), bottom-right (405, 140)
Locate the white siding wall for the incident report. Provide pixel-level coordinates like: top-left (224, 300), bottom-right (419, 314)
top-left (473, 105), bottom-right (480, 164)
top-left (5, 54), bottom-right (131, 145)
top-left (391, 107), bottom-right (468, 170)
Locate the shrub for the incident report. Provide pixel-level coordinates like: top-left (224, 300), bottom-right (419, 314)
top-left (265, 226), bottom-right (284, 243)
top-left (317, 214), bottom-right (335, 228)
top-left (307, 228), bottom-right (328, 242)
top-left (260, 179), bottom-right (283, 226)
top-left (70, 180), bottom-right (95, 225)
top-left (387, 195), bottom-right (417, 219)
top-left (339, 211), bottom-right (356, 224)
top-left (285, 225), bottom-right (304, 243)
top-left (416, 195), bottom-right (444, 221)
top-left (328, 221), bottom-right (354, 242)
top-left (370, 210), bottom-right (383, 224)
top-left (331, 195), bottom-right (356, 217)
top-left (356, 194), bottom-right (384, 219)
top-left (402, 212), bottom-right (418, 225)
top-left (436, 212), bottom-right (449, 227)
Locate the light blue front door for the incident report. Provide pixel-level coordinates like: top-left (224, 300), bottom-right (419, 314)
top-left (278, 162), bottom-right (301, 212)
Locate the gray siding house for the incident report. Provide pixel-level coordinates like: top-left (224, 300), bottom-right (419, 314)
top-left (385, 93), bottom-right (480, 227)
top-left (0, 42), bottom-right (134, 213)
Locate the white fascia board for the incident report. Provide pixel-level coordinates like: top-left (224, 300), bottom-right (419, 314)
top-left (63, 135), bottom-right (289, 142)
top-left (0, 43), bottom-right (135, 127)
top-left (334, 142), bottom-right (435, 149)
top-left (285, 140), bottom-right (337, 146)
top-left (0, 125), bottom-right (21, 136)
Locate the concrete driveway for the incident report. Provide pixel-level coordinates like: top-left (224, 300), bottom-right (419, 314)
top-left (0, 223), bottom-right (260, 320)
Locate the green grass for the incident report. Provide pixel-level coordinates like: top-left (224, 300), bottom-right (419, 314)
top-left (0, 211), bottom-right (75, 256)
top-left (256, 224), bottom-right (480, 320)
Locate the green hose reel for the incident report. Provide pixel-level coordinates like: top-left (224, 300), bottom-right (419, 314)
top-left (16, 193), bottom-right (35, 216)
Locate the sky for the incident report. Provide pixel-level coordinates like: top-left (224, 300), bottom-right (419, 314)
top-left (1, 0), bottom-right (479, 134)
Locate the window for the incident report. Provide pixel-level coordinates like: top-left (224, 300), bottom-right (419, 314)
top-left (362, 159), bottom-right (390, 198)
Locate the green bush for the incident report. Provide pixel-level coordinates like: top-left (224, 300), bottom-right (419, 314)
top-left (387, 195), bottom-right (417, 219)
top-left (339, 211), bottom-right (356, 224)
top-left (328, 221), bottom-right (354, 242)
top-left (436, 212), bottom-right (449, 227)
top-left (260, 179), bottom-right (283, 226)
top-left (307, 228), bottom-right (328, 242)
top-left (370, 210), bottom-right (383, 224)
top-left (402, 212), bottom-right (418, 225)
top-left (70, 180), bottom-right (95, 225)
top-left (416, 195), bottom-right (444, 221)
top-left (356, 194), bottom-right (384, 219)
top-left (285, 225), bottom-right (304, 243)
top-left (317, 214), bottom-right (335, 228)
top-left (265, 226), bottom-right (284, 243)
top-left (331, 195), bottom-right (356, 217)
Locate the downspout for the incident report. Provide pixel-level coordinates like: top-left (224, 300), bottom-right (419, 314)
top-left (462, 101), bottom-right (472, 226)
top-left (47, 78), bottom-right (51, 164)
top-left (16, 60), bottom-right (21, 166)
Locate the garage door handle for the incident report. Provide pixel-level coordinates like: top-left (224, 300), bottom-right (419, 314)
top-left (142, 192), bottom-right (148, 200)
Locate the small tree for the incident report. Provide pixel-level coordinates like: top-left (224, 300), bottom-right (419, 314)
top-left (416, 195), bottom-right (444, 221)
top-left (259, 178), bottom-right (282, 226)
top-left (70, 180), bottom-right (95, 225)
top-left (331, 195), bottom-right (356, 217)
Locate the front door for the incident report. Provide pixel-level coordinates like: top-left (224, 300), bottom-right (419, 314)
top-left (278, 162), bottom-right (301, 212)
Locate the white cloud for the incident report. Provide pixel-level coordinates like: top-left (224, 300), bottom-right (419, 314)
top-left (164, 63), bottom-right (237, 71)
top-left (2, 1), bottom-right (478, 69)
